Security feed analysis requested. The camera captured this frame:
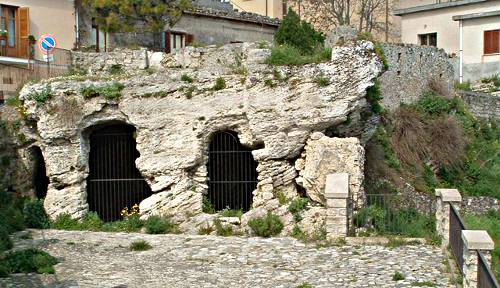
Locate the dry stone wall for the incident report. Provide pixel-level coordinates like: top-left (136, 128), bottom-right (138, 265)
top-left (19, 41), bottom-right (381, 235)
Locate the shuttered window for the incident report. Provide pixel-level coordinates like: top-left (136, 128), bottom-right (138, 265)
top-left (484, 30), bottom-right (500, 55)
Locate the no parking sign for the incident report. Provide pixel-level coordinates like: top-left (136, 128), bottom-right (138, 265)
top-left (38, 34), bottom-right (58, 54)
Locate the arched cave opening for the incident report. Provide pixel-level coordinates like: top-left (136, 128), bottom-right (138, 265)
top-left (31, 146), bottom-right (49, 199)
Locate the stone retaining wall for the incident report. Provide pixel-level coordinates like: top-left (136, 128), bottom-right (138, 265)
top-left (458, 90), bottom-right (500, 119)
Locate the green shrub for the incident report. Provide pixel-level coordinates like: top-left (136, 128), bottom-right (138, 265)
top-left (23, 198), bottom-right (49, 229)
top-left (1, 206), bottom-right (25, 233)
top-left (5, 96), bottom-right (21, 107)
top-left (129, 240), bottom-right (152, 251)
top-left (0, 225), bottom-right (13, 252)
top-left (103, 214), bottom-right (143, 232)
top-left (181, 74), bottom-right (194, 83)
top-left (214, 219), bottom-right (234, 236)
top-left (108, 64), bottom-right (123, 75)
top-left (144, 215), bottom-right (178, 234)
top-left (274, 8), bottom-right (324, 54)
top-left (212, 77), bottom-right (226, 91)
top-left (27, 86), bottom-right (52, 105)
top-left (5, 248), bottom-right (58, 274)
top-left (248, 212), bottom-right (284, 237)
top-left (374, 43), bottom-right (389, 71)
top-left (415, 92), bottom-right (455, 116)
top-left (81, 82), bottom-right (125, 100)
top-left (392, 271), bottom-right (405, 281)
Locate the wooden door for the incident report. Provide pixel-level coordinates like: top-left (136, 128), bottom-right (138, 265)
top-left (17, 7), bottom-right (29, 59)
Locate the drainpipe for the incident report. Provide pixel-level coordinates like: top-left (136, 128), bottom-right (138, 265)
top-left (75, 0), bottom-right (80, 49)
top-left (266, 0), bottom-right (268, 16)
top-left (459, 19), bottom-right (463, 83)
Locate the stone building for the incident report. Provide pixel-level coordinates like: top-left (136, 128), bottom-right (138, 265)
top-left (76, 0), bottom-right (280, 53)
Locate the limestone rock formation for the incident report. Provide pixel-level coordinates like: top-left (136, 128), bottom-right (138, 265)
top-left (18, 41), bottom-right (380, 233)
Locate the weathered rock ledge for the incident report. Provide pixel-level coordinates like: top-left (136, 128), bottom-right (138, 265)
top-left (18, 41), bottom-right (381, 234)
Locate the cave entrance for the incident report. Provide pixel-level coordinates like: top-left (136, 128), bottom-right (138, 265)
top-left (87, 124), bottom-right (152, 222)
top-left (31, 146), bottom-right (49, 199)
top-left (207, 131), bottom-right (258, 212)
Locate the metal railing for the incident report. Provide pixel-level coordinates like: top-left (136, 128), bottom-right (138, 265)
top-left (450, 204), bottom-right (466, 273)
top-left (478, 251), bottom-right (500, 288)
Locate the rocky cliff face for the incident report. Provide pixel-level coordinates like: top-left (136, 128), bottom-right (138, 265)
top-left (18, 41), bottom-right (381, 234)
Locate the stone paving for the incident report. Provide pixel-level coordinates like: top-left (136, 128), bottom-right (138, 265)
top-left (0, 230), bottom-right (456, 288)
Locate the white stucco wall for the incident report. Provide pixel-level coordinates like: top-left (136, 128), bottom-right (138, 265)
top-left (462, 17), bottom-right (500, 64)
top-left (2, 0), bottom-right (76, 59)
top-left (399, 1), bottom-right (500, 57)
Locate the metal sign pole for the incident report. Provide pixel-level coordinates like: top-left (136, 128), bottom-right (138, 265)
top-left (46, 49), bottom-right (50, 76)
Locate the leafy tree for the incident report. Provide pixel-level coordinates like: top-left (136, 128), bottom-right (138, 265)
top-left (82, 0), bottom-right (192, 33)
top-left (274, 8), bottom-right (325, 54)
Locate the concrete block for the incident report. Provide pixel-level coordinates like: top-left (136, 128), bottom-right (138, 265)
top-left (435, 188), bottom-right (462, 202)
top-left (325, 173), bottom-right (349, 199)
top-left (462, 230), bottom-right (494, 250)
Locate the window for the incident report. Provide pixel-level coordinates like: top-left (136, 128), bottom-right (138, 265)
top-left (419, 33), bottom-right (437, 47)
top-left (165, 31), bottom-right (194, 53)
top-left (484, 30), bottom-right (499, 55)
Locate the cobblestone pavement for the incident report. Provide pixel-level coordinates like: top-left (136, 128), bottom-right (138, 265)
top-left (0, 230), bottom-right (456, 288)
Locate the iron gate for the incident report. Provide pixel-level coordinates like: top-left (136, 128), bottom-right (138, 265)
top-left (87, 124), bottom-right (152, 222)
top-left (207, 131), bottom-right (258, 212)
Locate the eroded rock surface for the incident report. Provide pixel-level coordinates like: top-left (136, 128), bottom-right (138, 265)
top-left (18, 41), bottom-right (380, 232)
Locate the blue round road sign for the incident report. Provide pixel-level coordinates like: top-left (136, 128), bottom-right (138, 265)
top-left (38, 34), bottom-right (58, 53)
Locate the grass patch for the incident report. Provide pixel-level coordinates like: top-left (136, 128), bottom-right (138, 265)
top-left (265, 45), bottom-right (331, 66)
top-left (464, 210), bottom-right (499, 279)
top-left (211, 77), bottom-right (226, 91)
top-left (454, 81), bottom-right (471, 91)
top-left (248, 212), bottom-right (284, 237)
top-left (81, 82), bottom-right (125, 100)
top-left (129, 240), bottom-right (152, 251)
top-left (315, 76), bottom-right (330, 87)
top-left (219, 208), bottom-right (243, 218)
top-left (5, 96), bottom-right (21, 107)
top-left (296, 283), bottom-right (313, 288)
top-left (202, 196), bottom-right (215, 214)
top-left (198, 224), bottom-right (214, 235)
top-left (411, 281), bottom-right (436, 287)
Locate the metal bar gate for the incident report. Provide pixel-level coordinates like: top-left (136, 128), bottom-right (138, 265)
top-left (87, 124), bottom-right (152, 222)
top-left (207, 131), bottom-right (258, 212)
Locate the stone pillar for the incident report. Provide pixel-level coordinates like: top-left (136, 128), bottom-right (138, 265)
top-left (462, 230), bottom-right (494, 288)
top-left (435, 188), bottom-right (462, 247)
top-left (325, 173), bottom-right (349, 238)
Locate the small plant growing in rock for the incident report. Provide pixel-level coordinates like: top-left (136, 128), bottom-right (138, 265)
top-left (202, 196), bottom-right (215, 214)
top-left (212, 77), bottom-right (226, 91)
top-left (219, 208), bottom-right (243, 218)
top-left (296, 283), bottom-right (313, 288)
top-left (288, 198), bottom-right (309, 222)
top-left (275, 190), bottom-right (289, 205)
top-left (198, 224), bottom-right (214, 235)
top-left (27, 86), bottom-right (52, 105)
top-left (214, 219), bottom-right (234, 236)
top-left (185, 86), bottom-right (195, 99)
top-left (248, 212), bottom-right (284, 237)
top-left (181, 74), bottom-right (194, 83)
top-left (108, 64), bottom-right (123, 75)
top-left (264, 79), bottom-right (276, 88)
top-left (144, 215), bottom-right (179, 234)
top-left (392, 271), bottom-right (405, 281)
top-left (315, 76), bottom-right (330, 87)
top-left (81, 82), bottom-right (124, 100)
top-left (129, 240), bottom-right (152, 251)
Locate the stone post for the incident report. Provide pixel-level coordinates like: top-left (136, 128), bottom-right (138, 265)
top-left (325, 173), bottom-right (349, 238)
top-left (461, 230), bottom-right (495, 288)
top-left (435, 188), bottom-right (462, 247)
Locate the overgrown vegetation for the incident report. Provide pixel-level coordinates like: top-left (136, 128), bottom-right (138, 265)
top-left (248, 212), bottom-right (284, 237)
top-left (266, 8), bottom-right (330, 66)
top-left (464, 210), bottom-right (499, 279)
top-left (366, 79), bottom-right (384, 114)
top-left (144, 215), bottom-right (179, 234)
top-left (81, 82), bottom-right (125, 100)
top-left (365, 84), bottom-right (499, 200)
top-left (23, 199), bottom-right (49, 229)
top-left (26, 86), bottom-right (52, 105)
